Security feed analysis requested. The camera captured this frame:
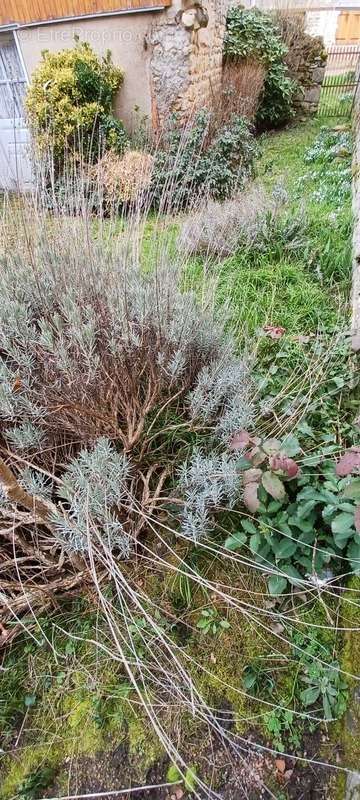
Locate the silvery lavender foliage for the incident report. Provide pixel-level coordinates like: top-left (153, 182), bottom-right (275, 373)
top-left (19, 468), bottom-right (53, 500)
top-left (5, 423), bottom-right (45, 451)
top-left (188, 353), bottom-right (254, 444)
top-left (52, 437), bottom-right (131, 555)
top-left (0, 195), bottom-right (254, 559)
top-left (178, 449), bottom-right (241, 541)
top-left (179, 184), bottom-right (274, 259)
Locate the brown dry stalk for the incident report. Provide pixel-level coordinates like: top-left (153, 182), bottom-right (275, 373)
top-left (0, 456), bottom-right (55, 526)
top-left (0, 571), bottom-right (90, 647)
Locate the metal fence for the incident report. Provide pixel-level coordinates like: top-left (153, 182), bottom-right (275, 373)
top-left (318, 45), bottom-right (360, 117)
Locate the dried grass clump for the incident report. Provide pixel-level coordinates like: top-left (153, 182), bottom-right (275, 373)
top-left (220, 60), bottom-right (266, 122)
top-left (179, 184), bottom-right (275, 259)
top-left (90, 148), bottom-right (154, 204)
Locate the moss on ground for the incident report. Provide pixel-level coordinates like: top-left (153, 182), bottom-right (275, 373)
top-left (338, 577), bottom-right (360, 768)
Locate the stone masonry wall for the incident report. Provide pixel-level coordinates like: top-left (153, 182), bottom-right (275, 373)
top-left (150, 0), bottom-right (230, 126)
top-left (295, 57), bottom-right (327, 114)
top-left (276, 13), bottom-right (327, 116)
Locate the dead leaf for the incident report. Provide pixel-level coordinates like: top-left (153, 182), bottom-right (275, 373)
top-left (336, 448), bottom-right (360, 477)
top-left (229, 430), bottom-right (251, 450)
top-left (270, 622), bottom-right (284, 634)
top-left (263, 325), bottom-right (286, 339)
top-left (275, 758), bottom-right (286, 774)
top-left (12, 375), bottom-right (22, 393)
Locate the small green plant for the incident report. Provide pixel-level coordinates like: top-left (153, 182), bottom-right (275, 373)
top-left (253, 627), bottom-right (348, 751)
top-left (243, 659), bottom-right (276, 696)
top-left (17, 767), bottom-right (55, 800)
top-left (263, 708), bottom-right (301, 753)
top-left (290, 629), bottom-right (348, 721)
top-left (170, 548), bottom-right (208, 609)
top-left (127, 611), bottom-right (171, 658)
top-left (299, 661), bottom-right (347, 721)
top-left (166, 763), bottom-right (197, 792)
top-left (196, 607), bottom-right (230, 636)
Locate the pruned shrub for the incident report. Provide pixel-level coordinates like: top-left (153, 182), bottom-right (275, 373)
top-left (224, 7), bottom-right (297, 129)
top-left (179, 184), bottom-right (308, 262)
top-left (26, 40), bottom-right (126, 171)
top-left (89, 149), bottom-right (154, 206)
top-left (151, 110), bottom-right (258, 210)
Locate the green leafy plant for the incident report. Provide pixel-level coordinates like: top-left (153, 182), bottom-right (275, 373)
top-left (249, 627), bottom-right (348, 752)
top-left (256, 332), bottom-right (357, 439)
top-left (263, 708), bottom-right (300, 753)
top-left (166, 764), bottom-right (197, 792)
top-left (299, 661), bottom-right (347, 721)
top-left (151, 111), bottom-right (257, 209)
top-left (243, 659), bottom-right (276, 696)
top-left (196, 607), bottom-right (230, 636)
top-left (225, 434), bottom-right (360, 595)
top-left (26, 39), bottom-right (126, 171)
top-left (224, 7), bottom-right (297, 128)
top-left (17, 767), bottom-right (55, 800)
top-left (170, 549), bottom-right (208, 609)
top-left (290, 628), bottom-right (348, 721)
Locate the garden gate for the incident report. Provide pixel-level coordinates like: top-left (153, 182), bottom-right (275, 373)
top-left (318, 44), bottom-right (360, 117)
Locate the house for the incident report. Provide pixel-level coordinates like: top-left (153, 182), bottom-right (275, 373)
top-left (250, 0), bottom-right (360, 46)
top-left (0, 0), bottom-right (229, 189)
top-left (304, 1), bottom-right (360, 46)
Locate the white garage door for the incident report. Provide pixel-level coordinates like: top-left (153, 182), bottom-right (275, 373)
top-left (0, 32), bottom-right (32, 191)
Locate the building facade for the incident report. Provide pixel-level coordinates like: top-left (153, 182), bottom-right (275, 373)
top-left (1, 0), bottom-right (358, 190)
top-left (0, 0), bottom-right (232, 189)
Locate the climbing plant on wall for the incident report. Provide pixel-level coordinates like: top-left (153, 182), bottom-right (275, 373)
top-left (224, 7), bottom-right (297, 128)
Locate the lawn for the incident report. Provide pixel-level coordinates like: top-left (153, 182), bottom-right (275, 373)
top-left (187, 117), bottom-right (352, 340)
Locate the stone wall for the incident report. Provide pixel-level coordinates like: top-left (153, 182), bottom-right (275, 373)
top-left (275, 13), bottom-right (327, 116)
top-left (150, 0), bottom-right (230, 125)
top-left (295, 57), bottom-right (326, 114)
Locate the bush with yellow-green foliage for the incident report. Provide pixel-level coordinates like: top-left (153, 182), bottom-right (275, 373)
top-left (26, 39), bottom-right (126, 169)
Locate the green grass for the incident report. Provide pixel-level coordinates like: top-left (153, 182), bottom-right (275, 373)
top-left (187, 118), bottom-right (352, 340)
top-left (318, 71), bottom-right (355, 118)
